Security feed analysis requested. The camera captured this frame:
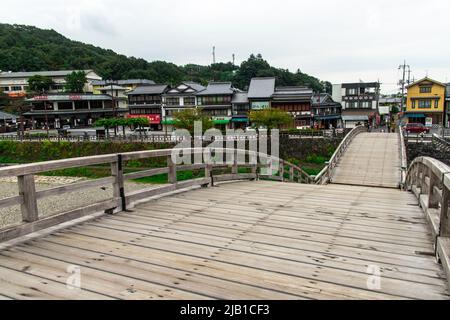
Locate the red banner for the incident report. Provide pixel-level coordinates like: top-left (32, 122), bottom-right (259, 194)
top-left (127, 114), bottom-right (161, 124)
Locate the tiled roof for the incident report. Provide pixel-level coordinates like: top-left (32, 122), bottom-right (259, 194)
top-left (248, 77), bottom-right (275, 99)
top-left (126, 85), bottom-right (168, 95)
top-left (196, 82), bottom-right (234, 95)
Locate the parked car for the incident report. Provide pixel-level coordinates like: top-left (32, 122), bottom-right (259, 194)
top-left (131, 127), bottom-right (151, 136)
top-left (404, 123), bottom-right (430, 134)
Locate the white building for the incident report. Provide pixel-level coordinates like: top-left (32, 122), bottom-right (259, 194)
top-left (0, 70), bottom-right (102, 97)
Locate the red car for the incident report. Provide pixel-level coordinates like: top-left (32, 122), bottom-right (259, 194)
top-left (404, 123), bottom-right (430, 134)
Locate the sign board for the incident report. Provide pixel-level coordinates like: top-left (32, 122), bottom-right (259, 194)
top-left (425, 117), bottom-right (433, 127)
top-left (128, 114), bottom-right (161, 124)
top-left (251, 101), bottom-right (270, 110)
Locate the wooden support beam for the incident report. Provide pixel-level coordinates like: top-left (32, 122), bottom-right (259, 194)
top-left (167, 155), bottom-right (177, 184)
top-left (111, 155), bottom-right (125, 211)
top-left (17, 174), bottom-right (38, 223)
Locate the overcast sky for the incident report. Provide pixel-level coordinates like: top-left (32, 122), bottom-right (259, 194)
top-left (1, 0), bottom-right (449, 93)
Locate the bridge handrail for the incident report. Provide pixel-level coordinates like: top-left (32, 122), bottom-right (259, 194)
top-left (432, 133), bottom-right (450, 152)
top-left (314, 125), bottom-right (367, 184)
top-left (0, 148), bottom-right (308, 243)
top-left (399, 127), bottom-right (408, 188)
top-left (405, 156), bottom-right (450, 244)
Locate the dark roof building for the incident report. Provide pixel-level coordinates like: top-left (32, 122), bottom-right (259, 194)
top-left (23, 93), bottom-right (127, 129)
top-left (271, 86), bottom-right (314, 129)
top-left (311, 93), bottom-right (342, 129)
top-left (127, 84), bottom-right (170, 129)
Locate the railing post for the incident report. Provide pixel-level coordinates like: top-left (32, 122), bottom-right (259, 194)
top-left (440, 187), bottom-right (450, 237)
top-left (111, 154), bottom-right (125, 211)
top-left (17, 174), bottom-right (39, 222)
top-left (289, 166), bottom-right (294, 182)
top-left (232, 148), bottom-right (238, 175)
top-left (167, 155), bottom-right (177, 184)
top-left (280, 161), bottom-right (285, 182)
top-left (428, 172), bottom-right (439, 209)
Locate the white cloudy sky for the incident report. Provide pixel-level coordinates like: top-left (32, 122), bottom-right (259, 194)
top-left (1, 0), bottom-right (449, 93)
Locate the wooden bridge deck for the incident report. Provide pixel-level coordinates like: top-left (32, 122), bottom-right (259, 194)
top-left (331, 133), bottom-right (401, 188)
top-left (0, 180), bottom-right (448, 300)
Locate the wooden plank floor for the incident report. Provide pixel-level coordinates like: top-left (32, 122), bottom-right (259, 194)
top-left (331, 133), bottom-right (401, 188)
top-left (0, 180), bottom-right (448, 300)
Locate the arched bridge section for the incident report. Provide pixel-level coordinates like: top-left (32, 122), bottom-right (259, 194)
top-left (330, 132), bottom-right (402, 188)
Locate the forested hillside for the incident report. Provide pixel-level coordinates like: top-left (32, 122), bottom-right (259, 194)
top-left (0, 23), bottom-right (331, 92)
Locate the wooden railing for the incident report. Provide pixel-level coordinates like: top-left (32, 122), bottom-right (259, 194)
top-left (405, 157), bottom-right (450, 282)
top-left (0, 148), bottom-right (308, 243)
top-left (432, 133), bottom-right (450, 153)
top-left (406, 157), bottom-right (450, 241)
top-left (313, 125), bottom-right (367, 184)
top-left (399, 127), bottom-right (408, 188)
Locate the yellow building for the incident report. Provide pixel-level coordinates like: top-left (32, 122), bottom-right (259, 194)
top-left (405, 77), bottom-right (445, 125)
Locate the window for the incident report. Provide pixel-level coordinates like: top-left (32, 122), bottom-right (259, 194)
top-left (10, 86), bottom-right (22, 91)
top-left (418, 100), bottom-right (432, 108)
top-left (183, 97), bottom-right (195, 106)
top-left (434, 100), bottom-right (439, 108)
top-left (420, 86), bottom-right (432, 94)
top-left (90, 100), bottom-right (103, 109)
top-left (74, 100), bottom-right (89, 110)
top-left (1, 86), bottom-right (9, 92)
top-left (58, 102), bottom-right (73, 110)
top-left (347, 88), bottom-right (356, 95)
top-left (165, 97), bottom-right (180, 106)
top-left (411, 100), bottom-right (416, 109)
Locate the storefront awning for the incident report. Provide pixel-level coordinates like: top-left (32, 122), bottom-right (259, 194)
top-left (213, 119), bottom-right (230, 124)
top-left (161, 119), bottom-right (176, 125)
top-left (405, 113), bottom-right (426, 118)
top-left (231, 117), bottom-right (249, 123)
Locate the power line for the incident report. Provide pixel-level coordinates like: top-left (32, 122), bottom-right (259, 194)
top-left (398, 60), bottom-right (410, 111)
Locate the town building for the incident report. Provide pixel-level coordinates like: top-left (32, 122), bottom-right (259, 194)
top-left (23, 93), bottom-right (127, 129)
top-left (0, 110), bottom-right (18, 133)
top-left (161, 81), bottom-right (205, 132)
top-left (332, 82), bottom-right (380, 128)
top-left (196, 82), bottom-right (236, 130)
top-left (378, 97), bottom-right (402, 126)
top-left (247, 77), bottom-right (275, 110)
top-left (92, 79), bottom-right (155, 94)
top-left (0, 70), bottom-right (102, 97)
top-left (272, 86), bottom-right (313, 129)
top-left (311, 93), bottom-right (342, 129)
top-left (231, 92), bottom-right (250, 129)
top-left (126, 84), bottom-right (169, 131)
top-left (405, 77), bottom-right (446, 126)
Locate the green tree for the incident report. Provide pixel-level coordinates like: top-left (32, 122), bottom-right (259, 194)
top-left (64, 71), bottom-right (87, 93)
top-left (94, 118), bottom-right (113, 139)
top-left (172, 108), bottom-right (214, 135)
top-left (249, 108), bottom-right (293, 130)
top-left (27, 75), bottom-right (54, 93)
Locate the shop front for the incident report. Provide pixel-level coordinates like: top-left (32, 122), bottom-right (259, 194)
top-left (231, 116), bottom-right (249, 130)
top-left (127, 114), bottom-right (162, 131)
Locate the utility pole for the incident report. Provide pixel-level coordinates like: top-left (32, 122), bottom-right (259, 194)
top-left (398, 60), bottom-right (410, 112)
top-left (212, 46), bottom-right (216, 64)
top-left (232, 53), bottom-right (235, 66)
